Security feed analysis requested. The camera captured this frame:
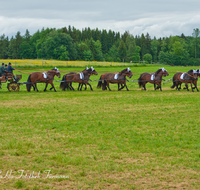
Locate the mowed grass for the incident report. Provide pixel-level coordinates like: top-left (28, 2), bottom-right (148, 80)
top-left (1, 65), bottom-right (200, 189)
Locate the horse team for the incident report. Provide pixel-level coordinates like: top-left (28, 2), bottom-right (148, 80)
top-left (25, 67), bottom-right (200, 92)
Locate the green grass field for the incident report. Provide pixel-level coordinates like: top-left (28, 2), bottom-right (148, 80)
top-left (1, 65), bottom-right (200, 189)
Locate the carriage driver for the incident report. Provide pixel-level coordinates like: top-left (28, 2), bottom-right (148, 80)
top-left (7, 62), bottom-right (15, 74)
top-left (7, 62), bottom-right (16, 79)
top-left (0, 63), bottom-right (6, 89)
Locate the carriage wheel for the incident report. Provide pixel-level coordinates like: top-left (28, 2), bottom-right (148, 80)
top-left (8, 83), bottom-right (20, 92)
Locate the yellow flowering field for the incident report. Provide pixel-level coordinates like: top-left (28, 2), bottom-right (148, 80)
top-left (0, 59), bottom-right (135, 67)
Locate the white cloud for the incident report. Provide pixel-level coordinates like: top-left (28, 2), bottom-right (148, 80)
top-left (0, 0), bottom-right (200, 38)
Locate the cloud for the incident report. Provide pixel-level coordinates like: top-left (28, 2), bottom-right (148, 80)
top-left (0, 0), bottom-right (200, 38)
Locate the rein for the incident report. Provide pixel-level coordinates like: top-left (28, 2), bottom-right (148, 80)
top-left (183, 72), bottom-right (196, 80)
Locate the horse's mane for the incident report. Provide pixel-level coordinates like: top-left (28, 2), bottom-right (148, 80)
top-left (87, 68), bottom-right (92, 72)
top-left (187, 69), bottom-right (193, 74)
top-left (119, 69), bottom-right (127, 75)
top-left (155, 69), bottom-right (162, 75)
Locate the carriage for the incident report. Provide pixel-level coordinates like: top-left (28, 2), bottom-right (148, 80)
top-left (0, 73), bottom-right (22, 92)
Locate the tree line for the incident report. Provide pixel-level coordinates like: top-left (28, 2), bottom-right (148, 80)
top-left (0, 26), bottom-right (200, 66)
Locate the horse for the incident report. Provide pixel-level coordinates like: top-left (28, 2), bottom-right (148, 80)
top-left (171, 69), bottom-right (198, 92)
top-left (97, 68), bottom-right (133, 91)
top-left (60, 67), bottom-right (98, 91)
top-left (192, 69), bottom-right (200, 91)
top-left (138, 68), bottom-right (169, 91)
top-left (26, 67), bottom-right (61, 92)
top-left (60, 72), bottom-right (76, 91)
top-left (60, 68), bottom-right (90, 91)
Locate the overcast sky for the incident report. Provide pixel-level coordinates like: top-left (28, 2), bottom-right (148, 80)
top-left (0, 0), bottom-right (200, 39)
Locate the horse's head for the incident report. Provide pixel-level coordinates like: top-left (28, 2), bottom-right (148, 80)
top-left (85, 66), bottom-right (98, 76)
top-left (51, 67), bottom-right (61, 78)
top-left (192, 69), bottom-right (198, 79)
top-left (119, 67), bottom-right (133, 78)
top-left (159, 68), bottom-right (169, 77)
top-left (197, 69), bottom-right (200, 77)
top-left (90, 66), bottom-right (98, 75)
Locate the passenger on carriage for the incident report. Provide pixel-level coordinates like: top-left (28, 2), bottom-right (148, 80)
top-left (7, 63), bottom-right (15, 74)
top-left (4, 64), bottom-right (8, 72)
top-left (0, 63), bottom-right (6, 77)
top-left (0, 63), bottom-right (6, 89)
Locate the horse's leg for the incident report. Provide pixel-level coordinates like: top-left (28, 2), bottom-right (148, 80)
top-left (185, 83), bottom-right (189, 91)
top-left (34, 83), bottom-right (39, 92)
top-left (125, 83), bottom-right (129, 91)
top-left (49, 81), bottom-right (56, 92)
top-left (156, 82), bottom-right (162, 91)
top-left (106, 82), bottom-right (112, 91)
top-left (44, 83), bottom-right (48, 91)
top-left (70, 83), bottom-right (75, 91)
top-left (65, 82), bottom-right (70, 90)
top-left (80, 83), bottom-right (84, 91)
top-left (78, 83), bottom-right (81, 91)
top-left (86, 82), bottom-right (93, 91)
top-left (118, 83), bottom-right (124, 90)
top-left (78, 83), bottom-right (83, 91)
top-left (177, 84), bottom-right (180, 91)
top-left (118, 83), bottom-right (122, 90)
top-left (84, 84), bottom-right (87, 90)
top-left (193, 83), bottom-right (198, 91)
top-left (196, 85), bottom-right (199, 92)
top-left (143, 83), bottom-right (147, 91)
top-left (154, 83), bottom-right (156, 90)
top-left (193, 81), bottom-right (199, 91)
top-left (66, 82), bottom-right (70, 90)
top-left (32, 84), bottom-right (35, 91)
top-left (178, 83), bottom-right (182, 90)
top-left (159, 84), bottom-right (162, 91)
top-left (190, 82), bottom-right (194, 92)
top-left (119, 83), bottom-right (125, 90)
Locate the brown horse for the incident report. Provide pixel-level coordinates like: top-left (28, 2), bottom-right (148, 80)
top-left (26, 68), bottom-right (61, 92)
top-left (192, 69), bottom-right (200, 91)
top-left (138, 68), bottom-right (169, 91)
top-left (60, 67), bottom-right (98, 91)
top-left (60, 68), bottom-right (90, 91)
top-left (97, 68), bottom-right (133, 91)
top-left (171, 69), bottom-right (198, 92)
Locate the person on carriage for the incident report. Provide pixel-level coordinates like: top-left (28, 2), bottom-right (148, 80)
top-left (0, 63), bottom-right (6, 77)
top-left (0, 63), bottom-right (6, 89)
top-left (7, 62), bottom-right (16, 79)
top-left (7, 62), bottom-right (15, 74)
top-left (4, 64), bottom-right (8, 72)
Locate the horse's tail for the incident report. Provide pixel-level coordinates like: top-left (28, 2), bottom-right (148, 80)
top-left (171, 76), bottom-right (176, 89)
top-left (60, 75), bottom-right (66, 90)
top-left (97, 76), bottom-right (103, 88)
top-left (138, 76), bottom-right (143, 88)
top-left (26, 74), bottom-right (32, 92)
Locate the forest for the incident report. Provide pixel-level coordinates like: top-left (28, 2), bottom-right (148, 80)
top-left (0, 26), bottom-right (200, 66)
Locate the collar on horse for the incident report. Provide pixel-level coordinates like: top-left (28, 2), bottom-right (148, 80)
top-left (80, 72), bottom-right (84, 80)
top-left (151, 74), bottom-right (155, 81)
top-left (114, 74), bottom-right (119, 79)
